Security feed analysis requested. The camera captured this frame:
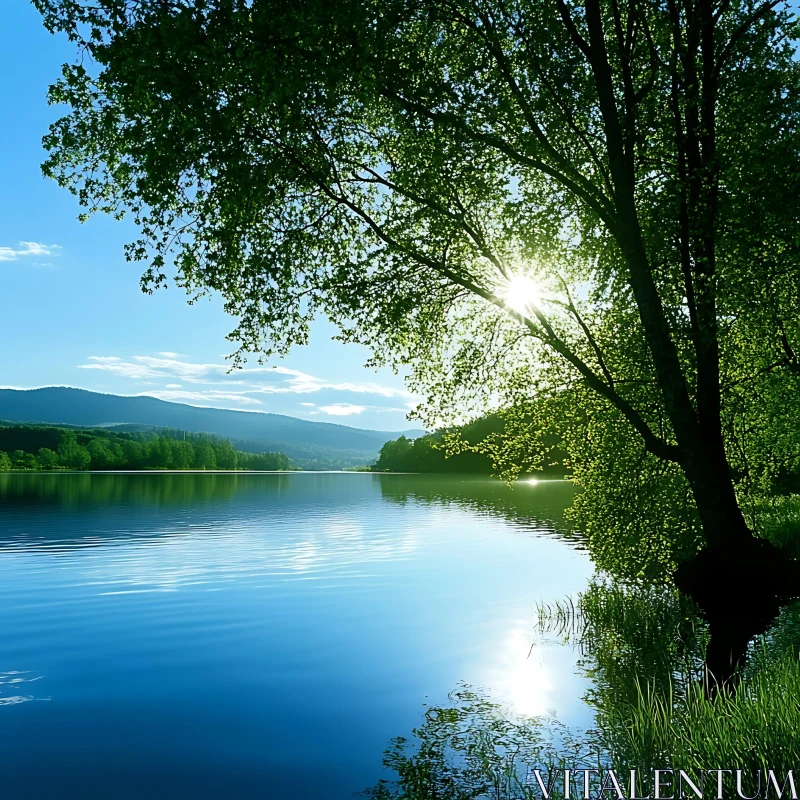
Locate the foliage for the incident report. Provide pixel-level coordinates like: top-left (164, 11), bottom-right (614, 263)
top-left (547, 581), bottom-right (705, 699)
top-left (471, 392), bottom-right (704, 578)
top-left (375, 434), bottom-right (446, 473)
top-left (36, 447), bottom-right (60, 470)
top-left (34, 0), bottom-right (800, 562)
top-left (606, 653), bottom-right (800, 775)
top-left (237, 450), bottom-right (291, 471)
top-left (374, 413), bottom-right (565, 474)
top-left (542, 582), bottom-right (800, 777)
top-left (58, 433), bottom-right (92, 470)
top-left (363, 657), bottom-right (800, 799)
top-left (744, 494), bottom-right (800, 559)
top-left (0, 424), bottom-right (290, 471)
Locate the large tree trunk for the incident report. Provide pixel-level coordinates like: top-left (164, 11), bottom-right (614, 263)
top-left (675, 427), bottom-right (800, 688)
top-left (680, 433), bottom-right (752, 548)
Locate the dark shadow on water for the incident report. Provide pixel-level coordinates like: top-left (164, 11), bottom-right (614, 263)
top-left (674, 539), bottom-right (800, 688)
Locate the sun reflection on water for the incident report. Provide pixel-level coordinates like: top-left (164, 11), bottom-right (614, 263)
top-left (490, 626), bottom-right (556, 718)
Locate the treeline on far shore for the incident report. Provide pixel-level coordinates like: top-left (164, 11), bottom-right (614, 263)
top-left (0, 423), bottom-right (291, 472)
top-left (372, 414), bottom-right (566, 476)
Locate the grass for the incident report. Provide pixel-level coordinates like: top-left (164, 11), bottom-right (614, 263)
top-left (751, 494), bottom-right (800, 558)
top-left (539, 582), bottom-right (800, 781)
top-left (603, 650), bottom-right (800, 777)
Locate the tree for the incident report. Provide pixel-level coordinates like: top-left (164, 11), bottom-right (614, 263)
top-left (172, 439), bottom-right (195, 470)
top-left (376, 436), bottom-right (414, 472)
top-left (37, 447), bottom-right (60, 470)
top-left (146, 436), bottom-right (175, 469)
top-left (57, 434), bottom-right (91, 470)
top-left (212, 438), bottom-right (238, 470)
top-left (0, 451), bottom-right (11, 471)
top-left (87, 438), bottom-right (117, 469)
top-left (119, 439), bottom-right (144, 469)
top-left (238, 450), bottom-right (291, 470)
top-left (35, 0), bottom-right (800, 571)
top-left (12, 450), bottom-right (39, 470)
top-left (374, 413), bottom-right (546, 474)
top-left (193, 441), bottom-right (217, 470)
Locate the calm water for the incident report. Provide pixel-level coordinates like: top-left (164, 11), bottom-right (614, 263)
top-left (0, 472), bottom-right (592, 798)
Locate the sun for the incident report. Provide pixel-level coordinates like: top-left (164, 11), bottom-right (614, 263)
top-left (503, 273), bottom-right (541, 316)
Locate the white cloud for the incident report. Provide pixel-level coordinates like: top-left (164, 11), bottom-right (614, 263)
top-left (318, 403), bottom-right (367, 416)
top-left (78, 353), bottom-right (416, 401)
top-left (0, 242), bottom-right (61, 262)
top-left (299, 402), bottom-right (316, 407)
top-left (80, 355), bottom-right (227, 381)
top-left (80, 358), bottom-right (155, 380)
top-left (165, 383), bottom-right (182, 388)
top-left (159, 352), bottom-right (181, 358)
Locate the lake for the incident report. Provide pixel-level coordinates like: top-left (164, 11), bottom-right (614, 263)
top-left (0, 472), bottom-right (593, 798)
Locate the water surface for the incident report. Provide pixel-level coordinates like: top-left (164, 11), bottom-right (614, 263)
top-left (0, 472), bottom-right (592, 798)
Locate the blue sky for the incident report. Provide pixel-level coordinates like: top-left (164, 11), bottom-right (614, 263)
top-left (0, 2), bottom-right (417, 432)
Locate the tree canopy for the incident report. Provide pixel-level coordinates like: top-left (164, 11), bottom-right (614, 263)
top-left (35, 0), bottom-right (800, 573)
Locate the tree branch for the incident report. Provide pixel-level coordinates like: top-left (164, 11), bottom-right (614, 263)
top-left (441, 3), bottom-right (615, 212)
top-left (310, 167), bottom-right (679, 462)
top-left (380, 87), bottom-right (617, 224)
top-left (554, 0), bottom-right (593, 59)
top-left (715, 0), bottom-right (783, 77)
top-left (550, 287), bottom-right (617, 390)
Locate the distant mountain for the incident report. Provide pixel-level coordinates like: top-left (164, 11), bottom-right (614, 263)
top-left (0, 388), bottom-right (424, 468)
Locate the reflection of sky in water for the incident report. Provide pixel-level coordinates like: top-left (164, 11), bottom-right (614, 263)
top-left (0, 473), bottom-right (593, 798)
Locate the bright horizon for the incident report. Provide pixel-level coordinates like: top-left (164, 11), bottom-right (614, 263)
top-left (0, 3), bottom-right (418, 432)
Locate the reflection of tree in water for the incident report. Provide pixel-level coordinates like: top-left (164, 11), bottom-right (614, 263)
top-left (590, 589), bottom-right (800, 781)
top-left (378, 475), bottom-right (582, 545)
top-left (0, 472), bottom-right (363, 554)
top-left (0, 471), bottom-right (294, 508)
top-left (365, 582), bottom-right (800, 799)
top-left (363, 685), bottom-right (598, 800)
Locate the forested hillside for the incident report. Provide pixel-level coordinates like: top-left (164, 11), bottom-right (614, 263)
top-left (0, 423), bottom-right (290, 472)
top-left (373, 414), bottom-right (566, 476)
